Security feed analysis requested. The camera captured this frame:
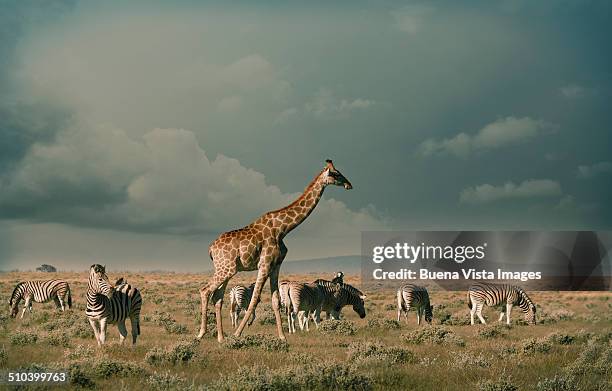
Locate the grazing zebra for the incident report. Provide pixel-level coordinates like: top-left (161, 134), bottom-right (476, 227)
top-left (396, 284), bottom-right (433, 325)
top-left (8, 280), bottom-right (72, 318)
top-left (86, 264), bottom-right (142, 345)
top-left (313, 279), bottom-right (367, 320)
top-left (468, 282), bottom-right (536, 325)
top-left (286, 282), bottom-right (324, 333)
top-left (331, 271), bottom-right (344, 284)
top-left (229, 283), bottom-right (258, 328)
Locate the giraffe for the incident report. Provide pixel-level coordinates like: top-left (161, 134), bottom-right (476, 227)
top-left (197, 159), bottom-right (353, 342)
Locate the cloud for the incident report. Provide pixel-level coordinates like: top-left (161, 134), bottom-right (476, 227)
top-left (305, 88), bottom-right (375, 120)
top-left (419, 117), bottom-right (555, 158)
top-left (460, 179), bottom-right (562, 204)
top-left (577, 161), bottom-right (612, 179)
top-left (392, 5), bottom-right (435, 34)
top-left (0, 123), bottom-right (384, 237)
top-left (559, 84), bottom-right (593, 99)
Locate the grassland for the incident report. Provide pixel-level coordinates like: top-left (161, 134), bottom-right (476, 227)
top-left (0, 271), bottom-right (610, 390)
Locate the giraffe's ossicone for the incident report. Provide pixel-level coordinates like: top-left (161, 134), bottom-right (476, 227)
top-left (197, 159), bottom-right (352, 342)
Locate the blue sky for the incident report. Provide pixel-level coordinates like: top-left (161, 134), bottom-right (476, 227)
top-left (0, 1), bottom-right (611, 270)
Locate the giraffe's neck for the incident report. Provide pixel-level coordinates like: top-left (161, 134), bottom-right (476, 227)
top-left (268, 170), bottom-right (326, 237)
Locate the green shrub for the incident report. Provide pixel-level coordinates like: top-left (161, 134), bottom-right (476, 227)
top-left (64, 345), bottom-right (94, 361)
top-left (366, 318), bottom-right (400, 330)
top-left (536, 374), bottom-right (578, 391)
top-left (318, 319), bottom-right (357, 336)
top-left (164, 322), bottom-right (188, 334)
top-left (522, 338), bottom-right (552, 355)
top-left (209, 361), bottom-right (372, 391)
top-left (146, 371), bottom-right (187, 390)
top-left (478, 378), bottom-right (518, 391)
top-left (545, 332), bottom-right (575, 345)
top-left (145, 341), bottom-right (199, 365)
top-left (45, 331), bottom-right (71, 347)
top-left (347, 341), bottom-right (415, 364)
top-left (224, 334), bottom-right (289, 352)
top-left (258, 304), bottom-right (277, 325)
top-left (478, 324), bottom-right (509, 339)
top-left (10, 331), bottom-right (38, 345)
top-left (90, 358), bottom-right (148, 379)
top-left (67, 363), bottom-right (96, 389)
top-left (401, 326), bottom-right (465, 347)
top-left (71, 320), bottom-right (95, 339)
top-left (451, 351), bottom-right (491, 368)
top-left (384, 303), bottom-right (395, 311)
top-left (0, 345), bottom-right (7, 367)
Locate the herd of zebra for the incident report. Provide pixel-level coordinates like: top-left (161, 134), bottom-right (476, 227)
top-left (7, 266), bottom-right (538, 346)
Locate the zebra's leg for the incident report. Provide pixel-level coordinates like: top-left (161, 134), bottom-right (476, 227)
top-left (58, 294), bottom-right (66, 312)
top-left (416, 309), bottom-right (421, 326)
top-left (234, 259), bottom-right (273, 338)
top-left (469, 297), bottom-right (476, 325)
top-left (498, 311), bottom-right (505, 322)
top-left (476, 304), bottom-right (487, 324)
top-left (117, 321), bottom-right (128, 345)
top-left (21, 296), bottom-right (32, 319)
top-left (313, 308), bottom-right (321, 329)
top-left (506, 303), bottom-right (512, 325)
top-left (99, 318), bottom-right (108, 345)
top-left (53, 295), bottom-right (62, 310)
top-left (130, 316), bottom-right (140, 344)
top-left (213, 280), bottom-right (230, 343)
top-left (88, 319), bottom-right (101, 346)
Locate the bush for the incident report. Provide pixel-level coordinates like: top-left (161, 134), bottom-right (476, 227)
top-left (318, 319), bottom-right (357, 336)
top-left (208, 361), bottom-right (372, 391)
top-left (146, 371), bottom-right (187, 391)
top-left (10, 331), bottom-right (38, 345)
top-left (145, 341), bottom-right (199, 365)
top-left (45, 331), bottom-right (71, 347)
top-left (0, 346), bottom-right (7, 367)
top-left (64, 345), bottom-right (94, 361)
top-left (164, 322), bottom-right (188, 334)
top-left (536, 374), bottom-right (578, 391)
top-left (67, 363), bottom-right (96, 389)
top-left (384, 303), bottom-right (395, 311)
top-left (478, 378), bottom-right (518, 391)
top-left (401, 326), bottom-right (465, 347)
top-left (539, 309), bottom-right (575, 324)
top-left (347, 341), bottom-right (415, 364)
top-left (478, 324), bottom-right (509, 339)
top-left (224, 334), bottom-right (289, 352)
top-left (91, 358), bottom-right (147, 379)
top-left (366, 318), bottom-right (400, 330)
top-left (72, 320), bottom-right (95, 339)
top-left (258, 304), bottom-right (277, 325)
top-left (522, 338), bottom-right (552, 355)
top-left (545, 332), bottom-right (575, 345)
top-left (451, 351), bottom-right (491, 368)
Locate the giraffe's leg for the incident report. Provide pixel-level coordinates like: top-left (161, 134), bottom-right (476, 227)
top-left (213, 280), bottom-right (229, 343)
top-left (269, 264), bottom-right (286, 340)
top-left (234, 264), bottom-right (271, 337)
top-left (197, 270), bottom-right (234, 339)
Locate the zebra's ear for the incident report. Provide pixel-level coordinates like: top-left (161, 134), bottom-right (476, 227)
top-left (115, 277), bottom-right (125, 286)
top-left (360, 295), bottom-right (367, 300)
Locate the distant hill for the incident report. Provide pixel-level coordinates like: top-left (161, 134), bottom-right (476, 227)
top-left (281, 255), bottom-right (363, 274)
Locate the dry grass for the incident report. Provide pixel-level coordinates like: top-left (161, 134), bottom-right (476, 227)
top-left (0, 271), bottom-right (610, 390)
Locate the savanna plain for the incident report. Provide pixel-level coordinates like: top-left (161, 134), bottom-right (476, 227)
top-left (0, 271), bottom-right (610, 390)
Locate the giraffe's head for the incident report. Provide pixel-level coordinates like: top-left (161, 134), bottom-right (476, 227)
top-left (322, 159), bottom-right (352, 190)
top-left (89, 264), bottom-right (115, 300)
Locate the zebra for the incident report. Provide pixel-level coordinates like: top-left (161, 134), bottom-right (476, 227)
top-left (8, 279), bottom-right (72, 318)
top-left (229, 283), bottom-right (258, 328)
top-left (396, 284), bottom-right (433, 325)
top-left (331, 271), bottom-right (344, 284)
top-left (468, 282), bottom-right (536, 325)
top-left (313, 279), bottom-right (367, 320)
top-left (286, 282), bottom-right (324, 333)
top-left (86, 264), bottom-right (142, 345)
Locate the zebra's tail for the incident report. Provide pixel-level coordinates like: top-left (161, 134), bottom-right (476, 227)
top-left (467, 289), bottom-right (472, 310)
top-left (67, 286), bottom-right (73, 309)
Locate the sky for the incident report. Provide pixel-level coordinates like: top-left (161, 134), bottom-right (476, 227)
top-left (0, 0), bottom-right (611, 271)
